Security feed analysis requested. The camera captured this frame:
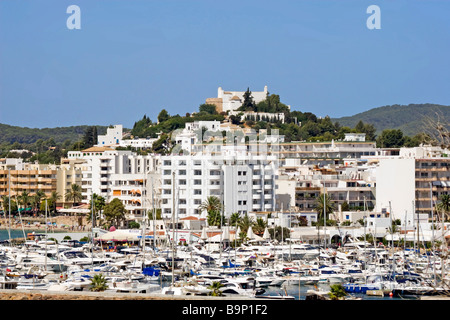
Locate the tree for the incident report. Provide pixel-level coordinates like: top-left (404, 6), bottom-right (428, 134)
top-left (90, 274), bottom-right (108, 292)
top-left (229, 212), bottom-right (241, 226)
top-left (82, 126), bottom-right (97, 148)
top-left (354, 120), bottom-right (377, 141)
top-left (199, 103), bottom-right (218, 115)
top-left (199, 196), bottom-right (223, 217)
top-left (253, 217), bottom-right (267, 236)
top-left (238, 214), bottom-right (255, 238)
top-left (49, 191), bottom-right (61, 214)
top-left (103, 198), bottom-right (127, 227)
top-left (329, 284), bottom-right (347, 300)
top-left (376, 129), bottom-right (405, 148)
top-left (1, 196), bottom-right (17, 214)
top-left (341, 201), bottom-right (350, 212)
top-left (229, 114), bottom-right (241, 125)
top-left (269, 226), bottom-right (290, 242)
top-left (31, 190), bottom-right (46, 215)
top-left (314, 194), bottom-right (335, 224)
top-left (18, 191), bottom-right (30, 212)
top-left (240, 88), bottom-right (255, 111)
top-left (65, 184), bottom-right (83, 207)
top-left (436, 194), bottom-right (450, 221)
top-left (89, 193), bottom-right (106, 227)
top-left (151, 133), bottom-right (171, 155)
top-left (148, 208), bottom-right (162, 220)
top-left (207, 281), bottom-right (224, 296)
top-left (207, 210), bottom-right (224, 228)
top-left (422, 110), bottom-right (450, 149)
top-left (157, 109), bottom-right (170, 123)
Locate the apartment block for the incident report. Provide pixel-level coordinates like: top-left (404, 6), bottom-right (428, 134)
top-left (67, 147), bottom-right (160, 220)
top-left (0, 160), bottom-right (57, 201)
top-left (159, 153), bottom-right (278, 219)
top-left (375, 147), bottom-right (450, 224)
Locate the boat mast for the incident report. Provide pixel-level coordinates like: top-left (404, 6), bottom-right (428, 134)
top-left (91, 190), bottom-right (94, 268)
top-left (142, 170), bottom-right (147, 261)
top-left (430, 182), bottom-right (437, 285)
top-left (171, 170), bottom-right (175, 287)
top-left (152, 176), bottom-right (156, 250)
top-left (323, 188), bottom-right (326, 250)
top-left (45, 199), bottom-right (48, 271)
top-left (389, 201), bottom-right (395, 273)
top-left (8, 169), bottom-right (11, 246)
top-left (363, 196), bottom-right (367, 269)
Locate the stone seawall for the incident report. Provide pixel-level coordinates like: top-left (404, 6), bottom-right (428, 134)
top-left (0, 289), bottom-right (250, 300)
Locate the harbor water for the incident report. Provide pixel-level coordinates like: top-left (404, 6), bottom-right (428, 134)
top-left (0, 229), bottom-right (89, 242)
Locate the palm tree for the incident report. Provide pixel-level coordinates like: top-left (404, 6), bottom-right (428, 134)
top-left (199, 196), bottom-right (223, 227)
top-left (1, 195), bottom-right (17, 214)
top-left (31, 190), bottom-right (46, 215)
top-left (65, 184), bottom-right (83, 207)
top-left (49, 191), bottom-right (61, 213)
top-left (436, 194), bottom-right (450, 222)
top-left (207, 210), bottom-right (224, 228)
top-left (89, 193), bottom-right (106, 227)
top-left (314, 193), bottom-right (335, 224)
top-left (253, 217), bottom-right (268, 236)
top-left (229, 212), bottom-right (241, 226)
top-left (207, 281), bottom-right (224, 296)
top-left (238, 214), bottom-right (254, 238)
top-left (18, 191), bottom-right (30, 213)
top-left (199, 196), bottom-right (223, 215)
top-left (329, 284), bottom-right (347, 300)
top-left (90, 274), bottom-right (108, 292)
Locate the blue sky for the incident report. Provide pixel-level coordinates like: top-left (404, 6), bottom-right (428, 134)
top-left (1, 0), bottom-right (449, 129)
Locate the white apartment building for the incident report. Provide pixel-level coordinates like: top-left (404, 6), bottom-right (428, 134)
top-left (376, 147), bottom-right (450, 225)
top-left (66, 147), bottom-right (160, 220)
top-left (276, 158), bottom-right (376, 215)
top-left (159, 153), bottom-right (278, 219)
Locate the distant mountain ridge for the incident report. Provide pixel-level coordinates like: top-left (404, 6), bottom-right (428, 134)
top-left (0, 123), bottom-right (107, 145)
top-left (1, 103), bottom-right (448, 146)
top-left (331, 103), bottom-right (450, 136)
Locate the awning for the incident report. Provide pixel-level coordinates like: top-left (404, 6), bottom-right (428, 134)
top-left (58, 208), bottom-right (90, 214)
top-left (96, 230), bottom-right (140, 241)
top-left (433, 181), bottom-right (450, 187)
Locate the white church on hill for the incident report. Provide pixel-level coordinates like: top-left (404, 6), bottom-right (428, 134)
top-left (206, 86), bottom-right (269, 113)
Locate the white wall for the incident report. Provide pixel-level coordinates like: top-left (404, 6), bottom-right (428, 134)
top-left (97, 125), bottom-right (123, 146)
top-left (376, 158), bottom-right (416, 223)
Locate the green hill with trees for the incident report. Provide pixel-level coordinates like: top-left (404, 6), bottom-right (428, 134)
top-left (1, 90), bottom-right (449, 162)
top-left (0, 123), bottom-right (107, 145)
top-left (331, 103), bottom-right (450, 136)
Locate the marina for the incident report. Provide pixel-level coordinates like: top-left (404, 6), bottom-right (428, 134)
top-left (0, 226), bottom-right (448, 301)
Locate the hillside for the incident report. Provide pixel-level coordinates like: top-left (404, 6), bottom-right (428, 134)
top-left (0, 124), bottom-right (108, 145)
top-left (331, 103), bottom-right (450, 136)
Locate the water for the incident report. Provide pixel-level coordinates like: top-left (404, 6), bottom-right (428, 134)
top-left (262, 282), bottom-right (410, 300)
top-left (0, 229), bottom-right (45, 241)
